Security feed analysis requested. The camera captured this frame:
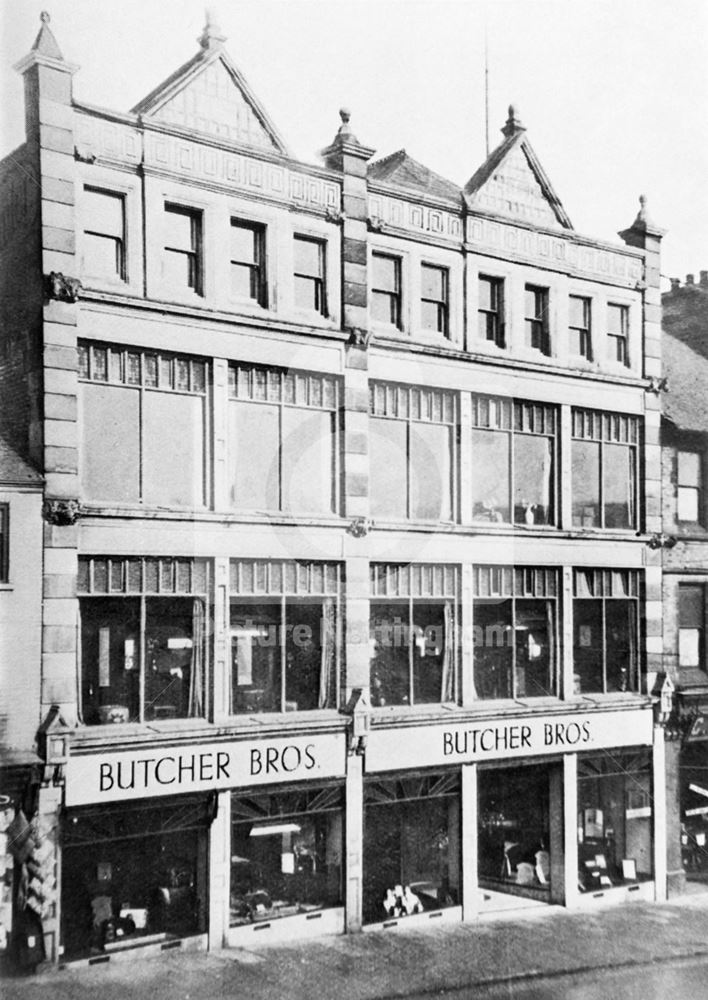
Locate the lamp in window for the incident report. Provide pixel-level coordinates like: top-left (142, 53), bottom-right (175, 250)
top-left (249, 823), bottom-right (301, 837)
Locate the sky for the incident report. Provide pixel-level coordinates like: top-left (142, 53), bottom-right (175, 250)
top-left (0, 0), bottom-right (706, 285)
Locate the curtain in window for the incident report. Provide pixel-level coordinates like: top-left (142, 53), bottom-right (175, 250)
top-left (545, 599), bottom-right (555, 697)
top-left (319, 598), bottom-right (335, 709)
top-left (189, 598), bottom-right (205, 717)
top-left (440, 601), bottom-right (454, 702)
top-left (626, 601), bottom-right (637, 690)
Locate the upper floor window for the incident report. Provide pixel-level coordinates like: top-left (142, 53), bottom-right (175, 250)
top-left (607, 303), bottom-right (629, 365)
top-left (471, 396), bottom-right (557, 526)
top-left (420, 263), bottom-right (449, 336)
top-left (83, 187), bottom-right (125, 280)
top-left (78, 555), bottom-right (210, 725)
top-left (293, 235), bottom-right (326, 314)
top-left (371, 253), bottom-right (402, 327)
top-left (473, 566), bottom-right (558, 700)
top-left (78, 342), bottom-right (208, 508)
top-left (0, 503), bottom-right (8, 583)
top-left (369, 382), bottom-right (457, 522)
top-left (370, 563), bottom-right (458, 707)
top-left (228, 364), bottom-right (341, 515)
top-left (231, 219), bottom-right (266, 306)
top-left (573, 569), bottom-right (639, 695)
top-left (678, 451), bottom-right (703, 523)
top-left (679, 584), bottom-right (706, 673)
top-left (525, 285), bottom-right (550, 355)
top-left (571, 409), bottom-right (639, 530)
top-left (229, 559), bottom-right (341, 714)
top-left (478, 275), bottom-right (504, 347)
top-left (164, 204), bottom-right (202, 294)
top-left (569, 295), bottom-right (592, 360)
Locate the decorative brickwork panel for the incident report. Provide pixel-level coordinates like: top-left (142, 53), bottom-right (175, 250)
top-left (470, 144), bottom-right (561, 229)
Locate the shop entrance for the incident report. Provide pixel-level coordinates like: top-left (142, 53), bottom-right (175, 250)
top-left (478, 762), bottom-right (553, 904)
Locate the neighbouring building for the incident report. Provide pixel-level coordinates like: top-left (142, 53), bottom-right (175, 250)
top-left (661, 272), bottom-right (708, 895)
top-left (0, 12), bottom-right (668, 967)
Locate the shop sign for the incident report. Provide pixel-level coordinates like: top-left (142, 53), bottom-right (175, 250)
top-left (366, 708), bottom-right (653, 773)
top-left (64, 733), bottom-right (346, 806)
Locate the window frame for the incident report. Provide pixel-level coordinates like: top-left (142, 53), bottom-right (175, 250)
top-left (230, 218), bottom-right (267, 307)
top-left (163, 202), bottom-right (203, 296)
top-left (677, 450), bottom-right (704, 525)
top-left (478, 275), bottom-right (505, 348)
top-left (371, 251), bottom-right (403, 329)
top-left (82, 186), bottom-right (127, 282)
top-left (607, 303), bottom-right (630, 366)
top-left (0, 503), bottom-right (8, 583)
top-left (571, 408), bottom-right (640, 531)
top-left (420, 261), bottom-right (449, 337)
top-left (293, 234), bottom-right (327, 316)
top-left (678, 582), bottom-right (706, 673)
top-left (572, 569), bottom-right (641, 695)
top-left (569, 294), bottom-right (592, 361)
top-left (524, 284), bottom-right (550, 355)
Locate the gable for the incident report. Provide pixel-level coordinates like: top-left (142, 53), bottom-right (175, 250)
top-left (466, 139), bottom-right (570, 229)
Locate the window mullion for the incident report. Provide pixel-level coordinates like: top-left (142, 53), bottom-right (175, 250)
top-left (280, 593), bottom-right (287, 713)
top-left (409, 595), bottom-right (414, 706)
top-left (139, 594), bottom-right (146, 722)
top-left (601, 597), bottom-right (607, 693)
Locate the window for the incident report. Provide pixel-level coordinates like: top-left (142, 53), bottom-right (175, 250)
top-left (293, 235), bottom-right (326, 314)
top-left (571, 409), bottom-right (639, 530)
top-left (229, 559), bottom-right (341, 713)
top-left (230, 219), bottom-right (266, 305)
top-left (471, 396), bottom-right (557, 526)
top-left (678, 451), bottom-right (703, 523)
top-left (679, 584), bottom-right (705, 671)
top-left (371, 253), bottom-right (402, 327)
top-left (473, 566), bottom-right (558, 700)
top-left (421, 263), bottom-right (448, 335)
top-left (78, 342), bottom-right (208, 508)
top-left (227, 364), bottom-right (340, 514)
top-left (78, 556), bottom-right (210, 725)
top-left (573, 569), bottom-right (640, 694)
top-left (231, 786), bottom-right (343, 927)
top-left (83, 187), bottom-right (125, 280)
top-left (369, 563), bottom-right (459, 707)
top-left (163, 204), bottom-right (202, 293)
top-left (369, 382), bottom-right (457, 521)
top-left (478, 275), bottom-right (504, 347)
top-left (0, 503), bottom-right (8, 583)
top-left (569, 295), bottom-right (592, 360)
top-left (608, 303), bottom-right (629, 365)
top-left (525, 285), bottom-right (550, 354)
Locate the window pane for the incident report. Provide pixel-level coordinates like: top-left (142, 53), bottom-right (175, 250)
top-left (231, 262), bottom-right (259, 300)
top-left (474, 598), bottom-right (513, 698)
top-left (412, 601), bottom-right (448, 704)
top-left (81, 384), bottom-right (140, 503)
top-left (471, 429), bottom-right (510, 522)
top-left (516, 599), bottom-right (554, 698)
top-left (409, 422), bottom-right (452, 520)
top-left (163, 249), bottom-right (196, 289)
top-left (164, 206), bottom-right (196, 251)
top-left (143, 393), bottom-right (205, 507)
top-left (370, 601), bottom-right (410, 705)
top-left (678, 451), bottom-right (701, 486)
top-left (479, 277), bottom-right (498, 312)
top-left (680, 585), bottom-right (704, 627)
top-left (281, 409), bottom-right (334, 514)
top-left (608, 304), bottom-right (626, 336)
top-left (678, 487), bottom-right (699, 522)
top-left (80, 597), bottom-right (141, 724)
top-left (572, 440), bottom-right (600, 527)
top-left (294, 274), bottom-right (319, 311)
top-left (569, 296), bottom-right (589, 329)
top-left (144, 597), bottom-right (204, 721)
top-left (605, 600), bottom-right (637, 691)
top-left (84, 188), bottom-right (123, 238)
top-left (229, 402), bottom-right (280, 509)
top-left (421, 264), bottom-right (445, 301)
top-left (285, 599), bottom-right (332, 710)
top-left (84, 233), bottom-right (122, 278)
top-left (230, 602), bottom-right (281, 713)
top-left (603, 443), bottom-right (634, 529)
top-left (373, 254), bottom-right (398, 292)
top-left (421, 300), bottom-right (444, 332)
top-left (679, 628), bottom-right (701, 667)
top-left (573, 599), bottom-right (603, 694)
top-left (371, 290), bottom-right (398, 326)
top-left (514, 436), bottom-right (553, 525)
top-left (294, 237), bottom-right (322, 277)
top-left (231, 222), bottom-right (258, 263)
top-left (369, 418), bottom-right (408, 519)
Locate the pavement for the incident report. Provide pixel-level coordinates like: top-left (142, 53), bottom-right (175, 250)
top-left (5, 888), bottom-right (708, 1000)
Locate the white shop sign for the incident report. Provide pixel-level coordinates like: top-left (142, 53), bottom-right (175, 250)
top-left (365, 708), bottom-right (653, 773)
top-left (65, 732), bottom-right (346, 807)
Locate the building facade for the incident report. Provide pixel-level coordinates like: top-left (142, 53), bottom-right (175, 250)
top-left (661, 272), bottom-right (708, 895)
top-left (1, 13), bottom-right (667, 966)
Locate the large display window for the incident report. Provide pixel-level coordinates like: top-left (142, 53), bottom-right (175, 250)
top-left (230, 784), bottom-right (343, 925)
top-left (363, 772), bottom-right (461, 925)
top-left (478, 763), bottom-right (551, 898)
top-left (577, 749), bottom-right (653, 891)
top-left (61, 796), bottom-right (210, 959)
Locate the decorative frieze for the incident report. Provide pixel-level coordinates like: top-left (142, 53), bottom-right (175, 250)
top-left (368, 192), bottom-right (462, 241)
top-left (74, 113), bottom-right (142, 165)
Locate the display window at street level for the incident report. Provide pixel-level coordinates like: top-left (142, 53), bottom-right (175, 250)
top-left (61, 796), bottom-right (210, 959)
top-left (78, 556), bottom-right (210, 725)
top-left (230, 785), bottom-right (343, 926)
top-left (229, 559), bottom-right (342, 714)
top-left (577, 749), bottom-right (653, 891)
top-left (478, 763), bottom-right (551, 898)
top-left (369, 563), bottom-right (459, 707)
top-left (363, 771), bottom-right (461, 925)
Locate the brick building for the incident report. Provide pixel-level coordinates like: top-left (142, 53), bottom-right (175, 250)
top-left (0, 13), bottom-right (668, 966)
top-left (660, 272), bottom-right (708, 894)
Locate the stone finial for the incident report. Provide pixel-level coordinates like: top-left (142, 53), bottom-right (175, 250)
top-left (338, 107), bottom-right (353, 135)
top-left (198, 7), bottom-right (226, 50)
top-left (501, 103), bottom-right (525, 138)
top-left (618, 193), bottom-right (665, 247)
top-left (31, 9), bottom-right (64, 60)
top-left (686, 273), bottom-right (695, 285)
top-left (320, 106), bottom-right (375, 167)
